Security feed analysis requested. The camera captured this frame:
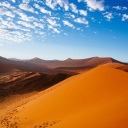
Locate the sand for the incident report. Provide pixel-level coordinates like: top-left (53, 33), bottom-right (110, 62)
top-left (0, 65), bottom-right (128, 128)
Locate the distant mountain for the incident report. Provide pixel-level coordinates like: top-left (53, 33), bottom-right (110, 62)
top-left (8, 58), bottom-right (21, 61)
top-left (0, 56), bottom-right (52, 74)
top-left (0, 62), bottom-right (18, 75)
top-left (0, 56), bottom-right (127, 74)
top-left (26, 56), bottom-right (126, 69)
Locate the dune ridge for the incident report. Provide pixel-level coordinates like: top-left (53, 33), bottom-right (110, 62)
top-left (1, 66), bottom-right (128, 128)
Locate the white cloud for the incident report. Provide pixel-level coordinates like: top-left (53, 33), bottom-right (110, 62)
top-left (47, 18), bottom-right (60, 27)
top-left (45, 0), bottom-right (69, 10)
top-left (0, 29), bottom-right (32, 43)
top-left (64, 32), bottom-right (68, 36)
top-left (48, 25), bottom-right (60, 33)
top-left (70, 3), bottom-right (78, 13)
top-left (22, 0), bottom-right (30, 4)
top-left (63, 20), bottom-right (74, 28)
top-left (113, 6), bottom-right (127, 10)
top-left (0, 19), bottom-right (17, 30)
top-left (65, 13), bottom-right (75, 19)
top-left (74, 17), bottom-right (89, 25)
top-left (79, 10), bottom-right (87, 16)
top-left (16, 11), bottom-right (37, 22)
top-left (45, 0), bottom-right (56, 10)
top-left (0, 8), bottom-right (15, 18)
top-left (55, 0), bottom-right (69, 11)
top-left (12, 0), bottom-right (16, 3)
top-left (19, 4), bottom-right (35, 13)
top-left (104, 12), bottom-right (113, 21)
top-left (0, 1), bottom-right (12, 8)
top-left (33, 22), bottom-right (44, 28)
top-left (34, 3), bottom-right (51, 15)
top-left (17, 21), bottom-right (35, 29)
top-left (122, 14), bottom-right (128, 21)
top-left (78, 0), bottom-right (105, 11)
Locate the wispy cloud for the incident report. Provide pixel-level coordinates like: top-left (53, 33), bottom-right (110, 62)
top-left (74, 17), bottom-right (89, 25)
top-left (78, 0), bottom-right (105, 11)
top-left (70, 3), bottom-right (78, 13)
top-left (34, 3), bottom-right (51, 15)
top-left (122, 14), bottom-right (128, 21)
top-left (63, 20), bottom-right (75, 28)
top-left (104, 12), bottom-right (113, 21)
top-left (48, 25), bottom-right (60, 33)
top-left (19, 3), bottom-right (35, 13)
top-left (0, 8), bottom-right (15, 18)
top-left (113, 6), bottom-right (127, 11)
top-left (17, 21), bottom-right (35, 29)
top-left (45, 0), bottom-right (69, 11)
top-left (47, 18), bottom-right (60, 27)
top-left (12, 0), bottom-right (16, 3)
top-left (79, 10), bottom-right (87, 16)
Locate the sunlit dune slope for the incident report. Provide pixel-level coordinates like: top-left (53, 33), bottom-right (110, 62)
top-left (1, 66), bottom-right (128, 128)
top-left (102, 62), bottom-right (125, 68)
top-left (103, 62), bottom-right (128, 72)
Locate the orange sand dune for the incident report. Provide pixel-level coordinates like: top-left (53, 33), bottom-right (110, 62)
top-left (1, 66), bottom-right (128, 128)
top-left (103, 62), bottom-right (128, 72)
top-left (102, 62), bottom-right (125, 68)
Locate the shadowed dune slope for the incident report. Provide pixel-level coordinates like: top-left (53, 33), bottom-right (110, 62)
top-left (0, 71), bottom-right (72, 98)
top-left (0, 62), bottom-right (18, 74)
top-left (1, 66), bottom-right (128, 128)
top-left (117, 65), bottom-right (128, 72)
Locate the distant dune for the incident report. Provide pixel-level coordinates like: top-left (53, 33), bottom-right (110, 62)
top-left (0, 56), bottom-right (127, 74)
top-left (26, 57), bottom-right (126, 70)
top-left (1, 66), bottom-right (128, 128)
top-left (0, 56), bottom-right (52, 74)
top-left (0, 62), bottom-right (18, 75)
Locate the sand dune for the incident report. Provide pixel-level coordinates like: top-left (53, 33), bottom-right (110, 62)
top-left (0, 71), bottom-right (72, 98)
top-left (1, 56), bottom-right (127, 74)
top-left (102, 62), bottom-right (125, 68)
top-left (0, 62), bottom-right (18, 75)
top-left (0, 56), bottom-right (52, 74)
top-left (27, 57), bottom-right (124, 69)
top-left (1, 66), bottom-right (128, 128)
top-left (117, 65), bottom-right (128, 72)
top-left (103, 62), bottom-right (128, 72)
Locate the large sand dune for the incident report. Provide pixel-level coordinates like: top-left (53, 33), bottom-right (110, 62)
top-left (1, 65), bottom-right (128, 128)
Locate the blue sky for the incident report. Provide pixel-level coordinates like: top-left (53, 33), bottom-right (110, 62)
top-left (0, 0), bottom-right (128, 62)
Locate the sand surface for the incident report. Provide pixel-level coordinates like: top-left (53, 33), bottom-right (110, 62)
top-left (0, 66), bottom-right (128, 128)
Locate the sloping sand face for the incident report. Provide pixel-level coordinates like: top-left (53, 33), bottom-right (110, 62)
top-left (1, 66), bottom-right (128, 128)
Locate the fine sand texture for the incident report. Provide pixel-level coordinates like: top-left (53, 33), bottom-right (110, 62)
top-left (0, 66), bottom-right (128, 128)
